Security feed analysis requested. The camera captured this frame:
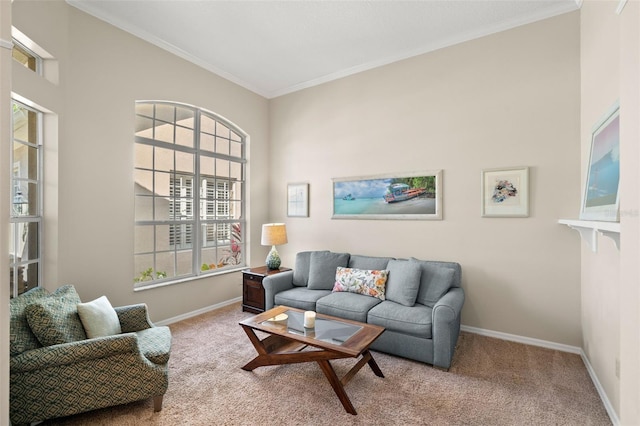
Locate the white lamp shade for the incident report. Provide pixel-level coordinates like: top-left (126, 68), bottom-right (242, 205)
top-left (261, 223), bottom-right (288, 246)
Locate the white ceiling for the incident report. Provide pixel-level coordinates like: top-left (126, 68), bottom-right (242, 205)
top-left (66, 0), bottom-right (579, 99)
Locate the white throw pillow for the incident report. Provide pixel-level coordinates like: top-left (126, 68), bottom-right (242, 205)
top-left (77, 296), bottom-right (122, 338)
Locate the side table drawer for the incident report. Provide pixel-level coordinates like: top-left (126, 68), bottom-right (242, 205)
top-left (241, 267), bottom-right (291, 314)
top-left (245, 274), bottom-right (261, 284)
top-left (243, 274), bottom-right (265, 313)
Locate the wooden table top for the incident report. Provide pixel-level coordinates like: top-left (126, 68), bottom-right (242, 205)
top-left (239, 305), bottom-right (385, 358)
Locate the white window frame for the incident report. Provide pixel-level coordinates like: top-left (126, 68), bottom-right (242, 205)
top-left (10, 100), bottom-right (44, 298)
top-left (12, 38), bottom-right (43, 75)
top-left (134, 101), bottom-right (246, 288)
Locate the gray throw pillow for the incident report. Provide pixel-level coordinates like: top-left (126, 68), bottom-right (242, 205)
top-left (292, 251), bottom-right (315, 287)
top-left (413, 259), bottom-right (455, 307)
top-left (308, 251), bottom-right (350, 290)
top-left (385, 259), bottom-right (422, 306)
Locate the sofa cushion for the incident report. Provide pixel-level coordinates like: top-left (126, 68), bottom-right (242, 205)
top-left (77, 296), bottom-right (122, 338)
top-left (9, 287), bottom-right (50, 356)
top-left (348, 255), bottom-right (393, 271)
top-left (25, 285), bottom-right (87, 346)
top-left (275, 287), bottom-right (332, 311)
top-left (135, 326), bottom-right (172, 365)
top-left (307, 251), bottom-right (350, 290)
top-left (332, 267), bottom-right (388, 300)
top-left (385, 259), bottom-right (421, 307)
top-left (292, 251), bottom-right (314, 287)
top-left (316, 292), bottom-right (382, 323)
top-left (367, 301), bottom-right (433, 339)
top-left (412, 259), bottom-right (455, 307)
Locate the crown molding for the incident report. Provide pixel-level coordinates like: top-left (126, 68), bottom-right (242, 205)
top-left (616, 0), bottom-right (628, 14)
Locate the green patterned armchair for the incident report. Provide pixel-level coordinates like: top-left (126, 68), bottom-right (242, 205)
top-left (9, 286), bottom-right (171, 425)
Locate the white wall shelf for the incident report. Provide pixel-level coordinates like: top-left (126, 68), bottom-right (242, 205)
top-left (558, 219), bottom-right (620, 252)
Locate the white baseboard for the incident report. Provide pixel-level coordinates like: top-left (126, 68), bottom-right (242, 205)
top-left (154, 297), bottom-right (242, 326)
top-left (460, 325), bottom-right (582, 354)
top-left (579, 350), bottom-right (620, 426)
top-left (461, 325), bottom-right (619, 426)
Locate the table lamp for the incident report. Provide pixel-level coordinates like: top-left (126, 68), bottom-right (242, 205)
top-left (261, 223), bottom-right (288, 270)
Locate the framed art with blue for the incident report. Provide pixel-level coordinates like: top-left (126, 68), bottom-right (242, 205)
top-left (331, 170), bottom-right (442, 220)
top-left (580, 101), bottom-right (620, 222)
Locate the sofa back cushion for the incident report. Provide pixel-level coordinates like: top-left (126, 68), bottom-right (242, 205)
top-left (307, 251), bottom-right (350, 290)
top-left (412, 258), bottom-right (460, 307)
top-left (25, 285), bottom-right (87, 346)
top-left (348, 255), bottom-right (393, 271)
top-left (292, 251), bottom-right (314, 286)
top-left (385, 259), bottom-right (422, 306)
top-left (9, 287), bottom-right (50, 356)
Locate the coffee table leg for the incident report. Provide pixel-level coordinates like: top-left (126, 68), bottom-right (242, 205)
top-left (317, 360), bottom-right (357, 415)
top-left (364, 350), bottom-right (385, 378)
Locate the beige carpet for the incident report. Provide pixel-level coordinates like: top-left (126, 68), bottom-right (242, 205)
top-left (42, 302), bottom-right (611, 425)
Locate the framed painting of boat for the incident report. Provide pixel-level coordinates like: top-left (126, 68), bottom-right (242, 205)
top-left (331, 170), bottom-right (442, 220)
top-left (481, 166), bottom-right (529, 217)
top-left (580, 101), bottom-right (620, 222)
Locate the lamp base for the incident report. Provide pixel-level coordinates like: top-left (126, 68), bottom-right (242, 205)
top-left (265, 246), bottom-right (281, 270)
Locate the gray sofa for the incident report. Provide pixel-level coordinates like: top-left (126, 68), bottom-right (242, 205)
top-left (263, 250), bottom-right (464, 370)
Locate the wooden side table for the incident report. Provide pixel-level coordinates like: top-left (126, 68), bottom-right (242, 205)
top-left (242, 266), bottom-right (292, 313)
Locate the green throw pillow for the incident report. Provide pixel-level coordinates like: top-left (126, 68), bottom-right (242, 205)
top-left (25, 285), bottom-right (87, 346)
top-left (9, 287), bottom-right (50, 356)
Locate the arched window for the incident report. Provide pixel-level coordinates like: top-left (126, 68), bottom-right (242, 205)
top-left (134, 101), bottom-right (246, 288)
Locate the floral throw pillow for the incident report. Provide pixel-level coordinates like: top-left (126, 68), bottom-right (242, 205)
top-left (332, 267), bottom-right (389, 300)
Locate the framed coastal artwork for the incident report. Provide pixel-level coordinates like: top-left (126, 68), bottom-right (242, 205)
top-left (580, 101), bottom-right (620, 222)
top-left (287, 183), bottom-right (309, 217)
top-left (331, 170), bottom-right (442, 220)
top-left (481, 167), bottom-right (529, 217)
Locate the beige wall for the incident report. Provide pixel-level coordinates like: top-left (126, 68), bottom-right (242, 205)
top-left (270, 12), bottom-right (583, 346)
top-left (618, 1), bottom-right (640, 422)
top-left (4, 1), bottom-right (639, 424)
top-left (9, 0), bottom-right (271, 323)
top-left (580, 1), bottom-right (640, 424)
top-left (580, 1), bottom-right (621, 416)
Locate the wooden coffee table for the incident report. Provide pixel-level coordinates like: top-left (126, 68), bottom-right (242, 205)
top-left (239, 305), bottom-right (385, 415)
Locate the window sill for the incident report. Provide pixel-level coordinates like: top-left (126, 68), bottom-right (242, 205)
top-left (133, 266), bottom-right (245, 292)
top-left (558, 219), bottom-right (620, 252)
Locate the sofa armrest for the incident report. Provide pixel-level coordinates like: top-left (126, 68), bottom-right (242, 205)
top-left (262, 270), bottom-right (294, 310)
top-left (115, 303), bottom-right (154, 332)
top-left (432, 287), bottom-right (465, 369)
top-left (10, 333), bottom-right (139, 373)
top-left (433, 287), bottom-right (464, 322)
